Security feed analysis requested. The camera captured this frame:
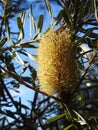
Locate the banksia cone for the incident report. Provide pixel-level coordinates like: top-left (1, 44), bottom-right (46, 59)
top-left (38, 29), bottom-right (78, 97)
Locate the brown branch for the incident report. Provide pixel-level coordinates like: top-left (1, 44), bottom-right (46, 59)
top-left (0, 65), bottom-right (63, 103)
top-left (78, 52), bottom-right (96, 85)
top-left (1, 39), bottom-right (39, 53)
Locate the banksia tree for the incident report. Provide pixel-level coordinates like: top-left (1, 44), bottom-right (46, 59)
top-left (38, 29), bottom-right (79, 99)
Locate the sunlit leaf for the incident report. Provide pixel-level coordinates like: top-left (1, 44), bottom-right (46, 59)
top-left (45, 0), bottom-right (53, 21)
top-left (29, 4), bottom-right (37, 38)
top-left (47, 113), bottom-right (66, 123)
top-left (14, 50), bottom-right (25, 65)
top-left (21, 10), bottom-right (26, 25)
top-left (20, 62), bottom-right (30, 75)
top-left (73, 110), bottom-right (88, 126)
top-left (17, 17), bottom-right (24, 40)
top-left (64, 124), bottom-right (77, 130)
top-left (25, 52), bottom-right (37, 62)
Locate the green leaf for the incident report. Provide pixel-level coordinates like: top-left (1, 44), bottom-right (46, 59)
top-left (14, 50), bottom-right (25, 65)
top-left (29, 66), bottom-right (37, 81)
top-left (64, 124), bottom-right (77, 130)
top-left (20, 44), bottom-right (37, 48)
top-left (54, 10), bottom-right (63, 25)
top-left (17, 17), bottom-right (24, 40)
top-left (21, 10), bottom-right (26, 24)
top-left (47, 113), bottom-right (66, 123)
top-left (29, 4), bottom-right (37, 38)
top-left (73, 110), bottom-right (88, 125)
top-left (25, 52), bottom-right (37, 62)
top-left (4, 18), bottom-right (10, 41)
top-left (45, 0), bottom-right (53, 21)
top-left (62, 10), bottom-right (71, 26)
top-left (21, 76), bottom-right (32, 83)
top-left (94, 0), bottom-right (98, 22)
top-left (37, 15), bottom-right (44, 33)
top-left (0, 37), bottom-right (7, 48)
top-left (12, 51), bottom-right (16, 59)
top-left (20, 62), bottom-right (30, 75)
top-left (13, 83), bottom-right (20, 88)
top-left (17, 17), bottom-right (23, 29)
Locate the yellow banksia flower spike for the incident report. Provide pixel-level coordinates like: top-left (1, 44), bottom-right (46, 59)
top-left (38, 29), bottom-right (78, 97)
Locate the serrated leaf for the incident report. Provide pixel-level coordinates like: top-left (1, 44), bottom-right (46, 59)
top-left (47, 113), bottom-right (65, 123)
top-left (37, 15), bottom-right (44, 33)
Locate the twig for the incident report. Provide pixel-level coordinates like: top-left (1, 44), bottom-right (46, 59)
top-left (0, 65), bottom-right (63, 103)
top-left (1, 39), bottom-right (39, 53)
top-left (78, 52), bottom-right (96, 86)
top-left (0, 68), bottom-right (26, 124)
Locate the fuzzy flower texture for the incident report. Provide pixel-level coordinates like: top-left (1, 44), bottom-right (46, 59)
top-left (38, 29), bottom-right (78, 96)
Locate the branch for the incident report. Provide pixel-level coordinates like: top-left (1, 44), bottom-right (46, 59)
top-left (0, 68), bottom-right (26, 124)
top-left (78, 52), bottom-right (96, 85)
top-left (0, 65), bottom-right (63, 103)
top-left (1, 39), bottom-right (39, 53)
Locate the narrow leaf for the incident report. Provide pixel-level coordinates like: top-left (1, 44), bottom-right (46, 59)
top-left (37, 15), bottom-right (44, 33)
top-left (17, 17), bottom-right (24, 40)
top-left (4, 18), bottom-right (10, 41)
top-left (64, 124), bottom-right (76, 130)
top-left (13, 83), bottom-right (20, 88)
top-left (54, 10), bottom-right (63, 25)
top-left (21, 10), bottom-right (26, 25)
top-left (47, 113), bottom-right (65, 123)
top-left (0, 37), bottom-right (7, 48)
top-left (45, 0), bottom-right (53, 20)
top-left (25, 52), bottom-right (37, 62)
top-left (14, 50), bottom-right (25, 65)
top-left (29, 4), bottom-right (37, 38)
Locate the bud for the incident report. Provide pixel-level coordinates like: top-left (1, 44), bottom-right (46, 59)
top-left (38, 29), bottom-right (78, 96)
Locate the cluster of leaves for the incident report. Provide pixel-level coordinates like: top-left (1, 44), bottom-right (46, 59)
top-left (0, 0), bottom-right (98, 130)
